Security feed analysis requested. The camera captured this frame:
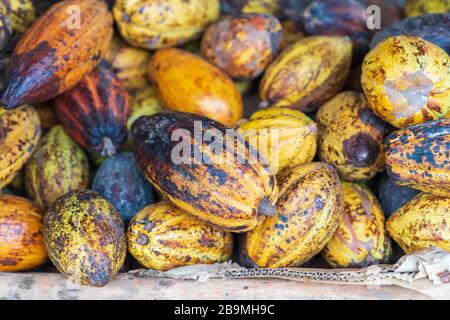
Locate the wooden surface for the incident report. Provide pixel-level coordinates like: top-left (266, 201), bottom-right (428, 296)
top-left (0, 272), bottom-right (430, 300)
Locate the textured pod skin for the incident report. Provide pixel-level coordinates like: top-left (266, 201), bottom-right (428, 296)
top-left (113, 0), bottom-right (220, 50)
top-left (201, 14), bottom-right (282, 80)
top-left (126, 87), bottom-right (162, 132)
top-left (245, 162), bottom-right (343, 268)
top-left (0, 0), bottom-right (113, 109)
top-left (25, 125), bottom-right (89, 209)
top-left (54, 67), bottom-right (130, 157)
top-left (260, 36), bottom-right (352, 113)
top-left (44, 190), bottom-right (126, 287)
top-left (0, 195), bottom-right (47, 271)
top-left (361, 36), bottom-right (450, 128)
top-left (302, 0), bottom-right (370, 61)
top-left (0, 0), bottom-right (35, 34)
top-left (404, 0), bottom-right (450, 17)
top-left (220, 0), bottom-right (303, 21)
top-left (92, 152), bottom-right (156, 225)
top-left (131, 112), bottom-right (277, 233)
top-left (385, 118), bottom-right (450, 196)
top-left (0, 105), bottom-right (41, 188)
top-left (387, 193), bottom-right (450, 254)
top-left (127, 202), bottom-right (233, 271)
top-left (239, 107), bottom-right (318, 174)
top-left (317, 91), bottom-right (388, 181)
top-left (104, 36), bottom-right (152, 92)
top-left (323, 182), bottom-right (392, 268)
top-left (371, 14), bottom-right (450, 54)
top-left (148, 49), bottom-right (243, 127)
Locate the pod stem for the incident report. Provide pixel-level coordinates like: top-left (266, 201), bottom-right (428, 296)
top-left (101, 137), bottom-right (116, 157)
top-left (258, 197), bottom-right (276, 217)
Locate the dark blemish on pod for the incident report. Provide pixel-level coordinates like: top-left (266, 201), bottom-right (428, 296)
top-left (343, 132), bottom-right (380, 167)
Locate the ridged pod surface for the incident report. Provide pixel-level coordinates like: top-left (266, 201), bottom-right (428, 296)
top-left (44, 190), bottom-right (126, 287)
top-left (148, 48), bottom-right (243, 127)
top-left (0, 0), bottom-right (113, 109)
top-left (385, 118), bottom-right (450, 196)
top-left (0, 105), bottom-right (41, 188)
top-left (201, 13), bottom-right (282, 80)
top-left (404, 0), bottom-right (450, 17)
top-left (387, 193), bottom-right (450, 253)
top-left (127, 202), bottom-right (233, 271)
top-left (322, 182), bottom-right (392, 268)
top-left (25, 125), bottom-right (89, 209)
top-left (113, 0), bottom-right (220, 49)
top-left (245, 162), bottom-right (343, 268)
top-left (361, 35), bottom-right (450, 128)
top-left (316, 91), bottom-right (388, 181)
top-left (131, 112), bottom-right (277, 233)
top-left (260, 36), bottom-right (352, 113)
top-left (54, 67), bottom-right (130, 157)
top-left (239, 107), bottom-right (318, 175)
top-left (0, 195), bottom-right (47, 271)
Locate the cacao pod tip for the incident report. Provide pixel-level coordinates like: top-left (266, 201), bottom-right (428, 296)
top-left (0, 89), bottom-right (22, 110)
top-left (258, 197), bottom-right (276, 217)
top-left (101, 137), bottom-right (116, 157)
top-left (259, 101), bottom-right (270, 109)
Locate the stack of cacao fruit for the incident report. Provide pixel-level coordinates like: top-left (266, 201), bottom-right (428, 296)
top-left (0, 0), bottom-right (449, 287)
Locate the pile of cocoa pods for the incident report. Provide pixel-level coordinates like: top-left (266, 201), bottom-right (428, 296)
top-left (0, 0), bottom-right (449, 287)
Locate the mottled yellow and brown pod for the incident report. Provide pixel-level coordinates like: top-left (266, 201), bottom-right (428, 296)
top-left (317, 91), bottom-right (388, 181)
top-left (113, 0), bottom-right (220, 49)
top-left (25, 125), bottom-right (90, 209)
top-left (127, 202), bottom-right (233, 271)
top-left (0, 195), bottom-right (47, 271)
top-left (44, 190), bottom-right (126, 287)
top-left (201, 13), bottom-right (282, 80)
top-left (387, 193), bottom-right (450, 254)
top-left (260, 36), bottom-right (352, 113)
top-left (244, 162), bottom-right (343, 268)
top-left (361, 35), bottom-right (450, 128)
top-left (404, 0), bottom-right (450, 17)
top-left (323, 182), bottom-right (392, 268)
top-left (385, 118), bottom-right (450, 196)
top-left (239, 107), bottom-right (318, 174)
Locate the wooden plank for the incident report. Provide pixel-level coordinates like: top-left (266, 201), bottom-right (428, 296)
top-left (0, 272), bottom-right (430, 300)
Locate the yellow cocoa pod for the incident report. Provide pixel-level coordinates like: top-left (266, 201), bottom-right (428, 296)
top-left (0, 0), bottom-right (36, 34)
top-left (323, 182), bottom-right (392, 268)
top-left (127, 202), bottom-right (233, 271)
top-left (387, 193), bottom-right (450, 254)
top-left (404, 0), bottom-right (450, 17)
top-left (317, 91), bottom-right (388, 181)
top-left (239, 107), bottom-right (318, 174)
top-left (361, 35), bottom-right (450, 128)
top-left (260, 36), bottom-right (352, 113)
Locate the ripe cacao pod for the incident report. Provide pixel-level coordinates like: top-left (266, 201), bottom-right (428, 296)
top-left (127, 202), bottom-right (233, 271)
top-left (126, 87), bottom-right (162, 132)
top-left (244, 162), bottom-right (343, 268)
top-left (0, 105), bottom-right (41, 189)
top-left (0, 0), bottom-right (113, 109)
top-left (239, 107), bottom-right (318, 175)
top-left (0, 0), bottom-right (35, 34)
top-left (148, 48), bottom-right (243, 127)
top-left (387, 193), bottom-right (450, 253)
top-left (220, 0), bottom-right (303, 21)
top-left (404, 0), bottom-right (450, 17)
top-left (322, 182), bottom-right (392, 268)
top-left (201, 13), bottom-right (282, 80)
top-left (361, 35), bottom-right (450, 128)
top-left (25, 125), bottom-right (90, 209)
top-left (385, 118), bottom-right (450, 196)
top-left (54, 67), bottom-right (130, 157)
top-left (371, 14), bottom-right (450, 54)
top-left (44, 190), bottom-right (126, 287)
top-left (113, 0), bottom-right (220, 50)
top-left (260, 36), bottom-right (352, 113)
top-left (317, 91), bottom-right (388, 181)
top-left (92, 152), bottom-right (157, 225)
top-left (131, 112), bottom-right (277, 233)
top-left (0, 195), bottom-right (47, 271)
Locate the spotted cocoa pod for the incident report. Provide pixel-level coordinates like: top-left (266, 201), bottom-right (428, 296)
top-left (317, 91), bottom-right (388, 181)
top-left (54, 67), bottom-right (130, 157)
top-left (385, 118), bottom-right (450, 196)
top-left (0, 0), bottom-right (113, 109)
top-left (220, 0), bottom-right (304, 21)
top-left (201, 14), bottom-right (282, 80)
top-left (131, 112), bottom-right (277, 233)
top-left (127, 201), bottom-right (233, 271)
top-left (322, 182), bottom-right (392, 268)
top-left (404, 0), bottom-right (450, 17)
top-left (361, 35), bottom-right (450, 128)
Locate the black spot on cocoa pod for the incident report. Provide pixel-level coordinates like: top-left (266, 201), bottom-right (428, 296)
top-left (343, 132), bottom-right (380, 167)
